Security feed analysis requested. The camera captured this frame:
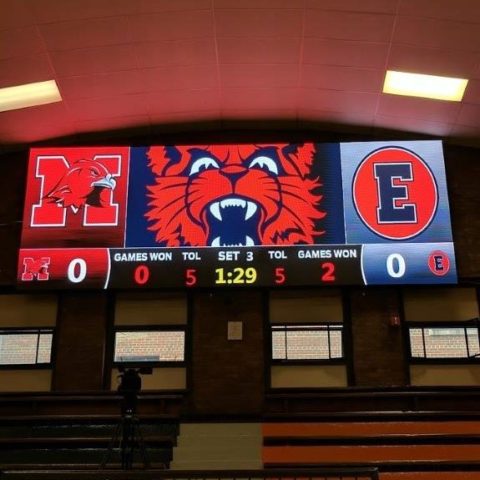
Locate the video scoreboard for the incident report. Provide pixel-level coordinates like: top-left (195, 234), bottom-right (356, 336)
top-left (17, 140), bottom-right (457, 289)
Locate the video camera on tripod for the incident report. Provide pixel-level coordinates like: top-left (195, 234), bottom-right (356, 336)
top-left (117, 366), bottom-right (152, 415)
top-left (101, 366), bottom-right (153, 469)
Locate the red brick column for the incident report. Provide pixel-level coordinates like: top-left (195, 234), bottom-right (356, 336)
top-left (190, 291), bottom-right (265, 415)
top-left (350, 288), bottom-right (408, 386)
top-left (53, 292), bottom-right (109, 391)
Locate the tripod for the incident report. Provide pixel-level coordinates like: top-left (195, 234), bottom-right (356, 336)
top-left (101, 406), bottom-right (150, 470)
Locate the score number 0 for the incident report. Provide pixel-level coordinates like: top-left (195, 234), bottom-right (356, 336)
top-left (386, 253), bottom-right (406, 278)
top-left (67, 258), bottom-right (87, 283)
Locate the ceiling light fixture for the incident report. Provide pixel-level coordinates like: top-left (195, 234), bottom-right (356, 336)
top-left (383, 70), bottom-right (468, 102)
top-left (0, 80), bottom-right (62, 113)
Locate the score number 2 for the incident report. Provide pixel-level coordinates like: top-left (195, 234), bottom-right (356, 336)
top-left (321, 262), bottom-right (335, 282)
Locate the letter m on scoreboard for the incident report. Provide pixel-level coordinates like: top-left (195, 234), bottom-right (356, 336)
top-left (21, 147), bottom-right (130, 248)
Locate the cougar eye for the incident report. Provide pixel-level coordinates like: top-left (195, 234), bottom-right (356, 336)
top-left (248, 156), bottom-right (279, 175)
top-left (189, 157), bottom-right (220, 176)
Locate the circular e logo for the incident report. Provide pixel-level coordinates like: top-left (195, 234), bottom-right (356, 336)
top-left (352, 147), bottom-right (438, 240)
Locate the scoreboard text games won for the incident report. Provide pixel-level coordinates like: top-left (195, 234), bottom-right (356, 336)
top-left (17, 140), bottom-right (457, 289)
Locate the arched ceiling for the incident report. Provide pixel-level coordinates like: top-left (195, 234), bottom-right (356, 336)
top-left (1, 0), bottom-right (479, 150)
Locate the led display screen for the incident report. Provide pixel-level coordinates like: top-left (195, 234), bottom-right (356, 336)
top-left (17, 141), bottom-right (457, 289)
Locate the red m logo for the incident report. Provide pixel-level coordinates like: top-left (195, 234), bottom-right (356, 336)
top-left (21, 257), bottom-right (50, 281)
top-left (31, 155), bottom-right (121, 227)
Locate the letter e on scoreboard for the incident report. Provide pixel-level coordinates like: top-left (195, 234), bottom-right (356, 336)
top-left (353, 147), bottom-right (438, 240)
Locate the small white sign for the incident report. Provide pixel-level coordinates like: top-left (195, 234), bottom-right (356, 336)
top-left (228, 321), bottom-right (243, 341)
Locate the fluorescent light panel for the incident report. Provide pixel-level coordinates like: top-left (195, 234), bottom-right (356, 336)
top-left (0, 80), bottom-right (62, 112)
top-left (383, 70), bottom-right (468, 101)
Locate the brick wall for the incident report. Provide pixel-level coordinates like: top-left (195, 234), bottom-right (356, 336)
top-left (0, 140), bottom-right (478, 395)
top-left (191, 291), bottom-right (265, 415)
top-left (350, 288), bottom-right (408, 386)
top-left (444, 146), bottom-right (480, 278)
top-left (53, 292), bottom-right (109, 391)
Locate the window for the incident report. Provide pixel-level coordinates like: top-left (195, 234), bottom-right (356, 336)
top-left (0, 328), bottom-right (54, 366)
top-left (272, 324), bottom-right (343, 362)
top-left (408, 323), bottom-right (480, 360)
top-left (113, 327), bottom-right (185, 365)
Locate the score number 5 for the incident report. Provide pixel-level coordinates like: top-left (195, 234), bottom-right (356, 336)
top-left (185, 269), bottom-right (197, 286)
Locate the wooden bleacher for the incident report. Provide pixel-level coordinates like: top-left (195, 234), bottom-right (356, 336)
top-left (263, 419), bottom-right (480, 466)
top-left (2, 387), bottom-right (480, 479)
top-left (0, 468), bottom-right (380, 480)
top-left (0, 391), bottom-right (184, 470)
top-left (262, 386), bottom-right (480, 480)
top-left (264, 386), bottom-right (480, 415)
top-left (0, 391), bottom-right (185, 416)
top-left (0, 415), bottom-right (179, 469)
